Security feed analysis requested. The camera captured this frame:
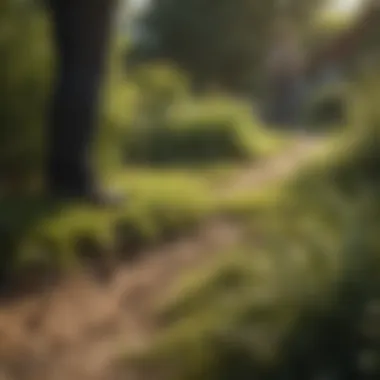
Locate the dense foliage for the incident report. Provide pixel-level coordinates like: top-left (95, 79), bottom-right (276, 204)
top-left (2, 2), bottom-right (380, 379)
top-left (127, 0), bottom-right (327, 92)
top-left (123, 103), bottom-right (380, 380)
top-left (0, 1), bottom-right (52, 189)
top-left (0, 2), bottom-right (280, 285)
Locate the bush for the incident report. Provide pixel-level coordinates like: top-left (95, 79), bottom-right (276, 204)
top-left (0, 169), bottom-right (218, 284)
top-left (0, 2), bottom-right (52, 188)
top-left (122, 117), bottom-right (380, 380)
top-left (98, 61), bottom-right (278, 173)
top-left (124, 201), bottom-right (374, 380)
top-left (305, 83), bottom-right (348, 128)
top-left (124, 96), bottom-right (278, 165)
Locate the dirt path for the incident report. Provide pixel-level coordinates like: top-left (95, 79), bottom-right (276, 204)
top-left (0, 134), bottom-right (325, 380)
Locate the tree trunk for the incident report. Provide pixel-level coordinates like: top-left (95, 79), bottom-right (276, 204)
top-left (46, 0), bottom-right (115, 194)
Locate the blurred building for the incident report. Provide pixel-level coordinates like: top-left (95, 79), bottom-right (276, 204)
top-left (308, 0), bottom-right (380, 78)
top-left (263, 17), bottom-right (306, 127)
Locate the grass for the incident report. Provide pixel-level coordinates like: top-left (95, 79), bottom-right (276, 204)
top-left (0, 170), bottom-right (212, 276)
top-left (0, 118), bottom-right (322, 289)
top-left (0, 102), bottom-right (291, 281)
top-left (120, 120), bottom-right (380, 380)
top-left (0, 160), bottom-right (275, 281)
top-left (123, 89), bottom-right (285, 166)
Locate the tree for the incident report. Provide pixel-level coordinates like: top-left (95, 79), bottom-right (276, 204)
top-left (127, 0), bottom-right (327, 93)
top-left (46, 0), bottom-right (119, 202)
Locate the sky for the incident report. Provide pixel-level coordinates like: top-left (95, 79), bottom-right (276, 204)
top-left (331, 0), bottom-right (362, 13)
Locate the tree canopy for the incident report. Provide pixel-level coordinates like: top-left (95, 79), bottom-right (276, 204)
top-left (127, 0), bottom-right (328, 92)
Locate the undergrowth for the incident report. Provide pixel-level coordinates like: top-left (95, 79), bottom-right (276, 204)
top-left (122, 118), bottom-right (380, 380)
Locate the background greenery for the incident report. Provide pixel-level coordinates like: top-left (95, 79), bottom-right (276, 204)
top-left (2, 0), bottom-right (380, 378)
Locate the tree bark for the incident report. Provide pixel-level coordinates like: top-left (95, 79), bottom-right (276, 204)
top-left (46, 0), bottom-right (115, 194)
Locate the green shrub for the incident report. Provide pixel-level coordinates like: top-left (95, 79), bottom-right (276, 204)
top-left (305, 83), bottom-right (348, 128)
top-left (122, 115), bottom-right (380, 380)
top-left (124, 97), bottom-right (278, 165)
top-left (124, 194), bottom-right (377, 380)
top-left (124, 205), bottom-right (366, 380)
top-left (0, 169), bottom-right (217, 281)
top-left (287, 117), bottom-right (380, 199)
top-left (0, 2), bottom-right (52, 187)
